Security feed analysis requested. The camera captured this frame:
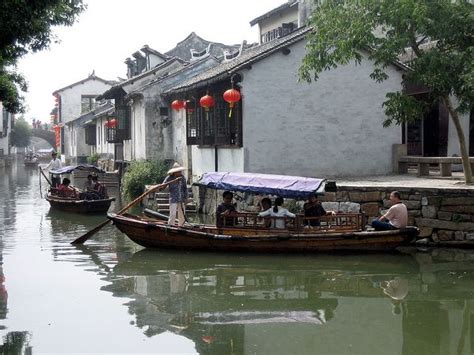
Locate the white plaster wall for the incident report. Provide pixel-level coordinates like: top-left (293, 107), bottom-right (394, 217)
top-left (0, 103), bottom-right (11, 155)
top-left (191, 146), bottom-right (244, 180)
top-left (57, 78), bottom-right (112, 158)
top-left (171, 109), bottom-right (188, 167)
top-left (95, 117), bottom-right (114, 157)
top-left (259, 7), bottom-right (298, 38)
top-left (241, 40), bottom-right (403, 177)
top-left (131, 99), bottom-right (147, 160)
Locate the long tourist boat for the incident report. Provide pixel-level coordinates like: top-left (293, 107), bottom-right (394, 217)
top-left (108, 172), bottom-right (418, 252)
top-left (45, 164), bottom-right (115, 214)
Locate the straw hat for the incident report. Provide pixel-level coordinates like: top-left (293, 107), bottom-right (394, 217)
top-left (167, 162), bottom-right (186, 174)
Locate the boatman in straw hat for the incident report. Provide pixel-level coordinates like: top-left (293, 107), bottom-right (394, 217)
top-left (161, 162), bottom-right (188, 226)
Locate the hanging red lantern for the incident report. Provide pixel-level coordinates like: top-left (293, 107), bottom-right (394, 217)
top-left (109, 118), bottom-right (117, 128)
top-left (171, 99), bottom-right (185, 111)
top-left (199, 94), bottom-right (215, 112)
top-left (223, 88), bottom-right (241, 118)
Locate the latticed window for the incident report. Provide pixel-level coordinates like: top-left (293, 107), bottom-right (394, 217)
top-left (185, 87), bottom-right (242, 147)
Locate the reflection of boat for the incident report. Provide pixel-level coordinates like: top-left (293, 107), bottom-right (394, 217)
top-left (109, 172), bottom-right (418, 253)
top-left (45, 164), bottom-right (115, 214)
top-left (101, 250), bottom-right (421, 354)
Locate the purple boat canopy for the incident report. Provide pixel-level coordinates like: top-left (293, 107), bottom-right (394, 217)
top-left (194, 172), bottom-right (328, 199)
top-left (49, 164), bottom-right (105, 175)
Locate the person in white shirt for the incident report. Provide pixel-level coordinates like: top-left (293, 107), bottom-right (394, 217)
top-left (43, 151), bottom-right (62, 187)
top-left (372, 191), bottom-right (408, 230)
top-left (258, 196), bottom-right (296, 229)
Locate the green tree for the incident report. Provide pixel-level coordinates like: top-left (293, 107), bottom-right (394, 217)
top-left (0, 0), bottom-right (86, 113)
top-left (300, 0), bottom-right (474, 183)
top-left (10, 117), bottom-right (31, 147)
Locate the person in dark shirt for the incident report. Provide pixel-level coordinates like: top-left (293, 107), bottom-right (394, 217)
top-left (303, 193), bottom-right (335, 227)
top-left (216, 191), bottom-right (237, 227)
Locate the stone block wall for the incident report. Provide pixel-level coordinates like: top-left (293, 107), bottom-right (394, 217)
top-left (321, 187), bottom-right (474, 242)
top-left (193, 185), bottom-right (474, 241)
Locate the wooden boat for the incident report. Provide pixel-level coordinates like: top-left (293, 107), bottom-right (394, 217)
top-left (46, 195), bottom-right (115, 213)
top-left (108, 172), bottom-right (419, 252)
top-left (24, 154), bottom-right (39, 167)
top-left (45, 164), bottom-right (115, 214)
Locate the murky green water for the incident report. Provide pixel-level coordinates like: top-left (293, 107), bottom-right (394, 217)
top-left (0, 160), bottom-right (473, 354)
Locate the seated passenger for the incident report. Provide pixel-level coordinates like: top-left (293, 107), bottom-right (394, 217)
top-left (216, 191), bottom-right (237, 227)
top-left (371, 191), bottom-right (407, 230)
top-left (58, 178), bottom-right (77, 198)
top-left (303, 193), bottom-right (336, 227)
top-left (258, 196), bottom-right (295, 229)
top-left (83, 174), bottom-right (94, 192)
top-left (92, 175), bottom-right (108, 199)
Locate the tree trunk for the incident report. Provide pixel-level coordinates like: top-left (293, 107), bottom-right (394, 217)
top-left (442, 96), bottom-right (473, 184)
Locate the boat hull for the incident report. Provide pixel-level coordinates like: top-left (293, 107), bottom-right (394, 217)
top-left (47, 196), bottom-right (115, 213)
top-left (109, 213), bottom-right (418, 253)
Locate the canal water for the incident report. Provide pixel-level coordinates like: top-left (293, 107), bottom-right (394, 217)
top-left (0, 161), bottom-right (473, 354)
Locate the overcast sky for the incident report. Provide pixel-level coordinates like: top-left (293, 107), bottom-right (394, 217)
top-left (17, 0), bottom-right (285, 123)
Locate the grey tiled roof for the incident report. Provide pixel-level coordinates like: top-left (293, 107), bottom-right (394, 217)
top-left (166, 26), bottom-right (311, 94)
top-left (249, 0), bottom-right (298, 26)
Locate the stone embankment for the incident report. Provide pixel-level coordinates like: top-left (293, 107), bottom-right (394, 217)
top-left (194, 174), bottom-right (474, 244)
top-left (321, 187), bottom-right (474, 242)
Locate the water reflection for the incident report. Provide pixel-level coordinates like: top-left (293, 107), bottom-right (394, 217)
top-left (93, 250), bottom-right (474, 354)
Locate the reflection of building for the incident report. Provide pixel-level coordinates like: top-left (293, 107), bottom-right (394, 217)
top-left (96, 250), bottom-right (474, 354)
top-left (98, 252), bottom-right (412, 353)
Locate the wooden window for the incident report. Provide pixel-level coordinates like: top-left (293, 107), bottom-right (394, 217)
top-left (160, 107), bottom-right (169, 116)
top-left (85, 125), bottom-right (96, 145)
top-left (81, 95), bottom-right (96, 113)
top-left (186, 88), bottom-right (242, 147)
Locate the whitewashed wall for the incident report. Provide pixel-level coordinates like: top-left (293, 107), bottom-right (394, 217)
top-left (0, 103), bottom-right (11, 156)
top-left (240, 40), bottom-right (403, 177)
top-left (57, 78), bottom-right (112, 159)
top-left (191, 146), bottom-right (244, 180)
top-left (95, 117), bottom-right (114, 157)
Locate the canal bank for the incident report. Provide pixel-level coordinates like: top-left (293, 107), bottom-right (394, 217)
top-left (193, 173), bottom-right (474, 244)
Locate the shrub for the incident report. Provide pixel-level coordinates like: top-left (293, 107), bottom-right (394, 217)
top-left (122, 159), bottom-right (169, 200)
top-left (87, 152), bottom-right (100, 165)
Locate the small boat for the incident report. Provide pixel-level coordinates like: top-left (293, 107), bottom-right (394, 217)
top-left (24, 154), bottom-right (39, 167)
top-left (108, 172), bottom-right (418, 252)
top-left (46, 164), bottom-right (115, 214)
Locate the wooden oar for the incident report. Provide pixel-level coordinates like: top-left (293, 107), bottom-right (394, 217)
top-left (39, 167), bottom-right (53, 187)
top-left (71, 177), bottom-right (180, 245)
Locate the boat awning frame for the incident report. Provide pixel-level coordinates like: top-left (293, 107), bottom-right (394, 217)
top-left (50, 164), bottom-right (106, 175)
top-left (194, 172), bottom-right (328, 199)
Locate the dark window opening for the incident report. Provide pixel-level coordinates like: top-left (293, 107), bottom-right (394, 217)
top-left (85, 125), bottom-right (96, 145)
top-left (185, 85), bottom-right (242, 147)
top-left (160, 107), bottom-right (169, 116)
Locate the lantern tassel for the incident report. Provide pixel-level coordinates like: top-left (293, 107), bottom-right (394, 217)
top-left (228, 103), bottom-right (234, 118)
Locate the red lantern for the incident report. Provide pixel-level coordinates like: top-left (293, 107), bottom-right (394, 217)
top-left (104, 121), bottom-right (109, 128)
top-left (223, 89), bottom-right (241, 107)
top-left (199, 94), bottom-right (215, 112)
top-left (109, 118), bottom-right (117, 128)
top-left (171, 99), bottom-right (185, 111)
top-left (223, 88), bottom-right (241, 117)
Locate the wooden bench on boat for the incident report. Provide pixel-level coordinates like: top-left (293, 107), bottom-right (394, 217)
top-left (398, 156), bottom-right (474, 177)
